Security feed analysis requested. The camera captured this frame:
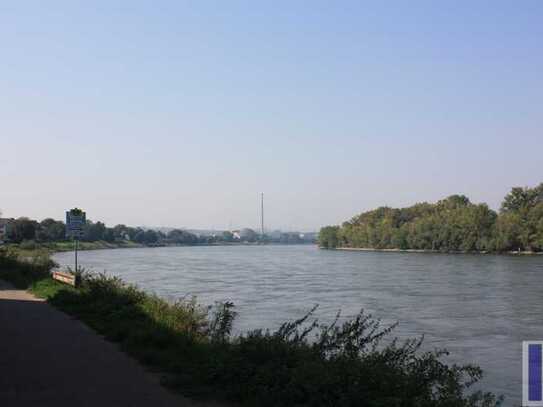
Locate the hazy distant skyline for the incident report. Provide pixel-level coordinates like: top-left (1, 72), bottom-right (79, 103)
top-left (1, 2), bottom-right (542, 231)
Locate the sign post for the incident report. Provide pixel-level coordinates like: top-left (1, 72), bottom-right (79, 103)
top-left (66, 208), bottom-right (86, 273)
top-left (75, 238), bottom-right (79, 273)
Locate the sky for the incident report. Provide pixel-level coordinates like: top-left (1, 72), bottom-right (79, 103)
top-left (1, 1), bottom-right (542, 231)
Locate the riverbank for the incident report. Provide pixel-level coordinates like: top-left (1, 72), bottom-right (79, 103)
top-left (323, 246), bottom-right (543, 255)
top-left (3, 240), bottom-right (146, 253)
top-left (4, 240), bottom-right (316, 255)
top-left (0, 248), bottom-right (501, 406)
top-left (48, 240), bottom-right (145, 251)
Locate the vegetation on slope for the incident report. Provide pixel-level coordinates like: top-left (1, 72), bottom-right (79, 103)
top-left (319, 183), bottom-right (543, 253)
top-left (0, 248), bottom-right (501, 406)
top-left (0, 247), bottom-right (56, 288)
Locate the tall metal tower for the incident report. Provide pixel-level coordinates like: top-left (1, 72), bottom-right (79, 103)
top-left (260, 192), bottom-right (264, 236)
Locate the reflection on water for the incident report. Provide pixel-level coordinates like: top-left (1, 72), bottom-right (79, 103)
top-left (54, 245), bottom-right (543, 405)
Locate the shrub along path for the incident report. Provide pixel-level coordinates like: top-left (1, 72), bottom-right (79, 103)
top-left (0, 279), bottom-right (219, 407)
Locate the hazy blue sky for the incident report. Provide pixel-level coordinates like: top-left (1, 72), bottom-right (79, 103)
top-left (1, 1), bottom-right (542, 231)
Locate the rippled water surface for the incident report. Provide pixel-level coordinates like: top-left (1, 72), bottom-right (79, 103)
top-left (54, 245), bottom-right (543, 405)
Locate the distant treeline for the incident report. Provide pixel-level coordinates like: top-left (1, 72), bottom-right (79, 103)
top-left (319, 182), bottom-right (543, 253)
top-left (1, 217), bottom-right (314, 247)
top-left (1, 218), bottom-right (205, 245)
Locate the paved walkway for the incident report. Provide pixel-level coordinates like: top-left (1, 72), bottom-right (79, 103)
top-left (0, 280), bottom-right (217, 407)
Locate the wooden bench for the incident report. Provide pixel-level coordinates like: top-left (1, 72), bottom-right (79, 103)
top-left (51, 271), bottom-right (78, 287)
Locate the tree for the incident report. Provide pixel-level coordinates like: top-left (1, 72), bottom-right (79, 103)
top-left (167, 229), bottom-right (198, 245)
top-left (318, 226), bottom-right (339, 248)
top-left (133, 229), bottom-right (146, 244)
top-left (37, 218), bottom-right (66, 241)
top-left (125, 227), bottom-right (140, 241)
top-left (222, 231), bottom-right (234, 242)
top-left (103, 228), bottom-right (115, 243)
top-left (82, 221), bottom-right (106, 242)
top-left (537, 212), bottom-right (543, 250)
top-left (438, 194), bottom-right (471, 210)
top-left (112, 224), bottom-right (131, 240)
top-left (143, 229), bottom-right (159, 244)
top-left (501, 184), bottom-right (543, 213)
top-left (498, 184), bottom-right (543, 251)
top-left (324, 183), bottom-right (543, 252)
top-left (8, 217), bottom-right (38, 243)
top-left (492, 212), bottom-right (522, 252)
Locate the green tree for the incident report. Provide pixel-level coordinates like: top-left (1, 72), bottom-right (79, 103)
top-left (498, 184), bottom-right (543, 251)
top-left (143, 229), bottom-right (159, 244)
top-left (37, 218), bottom-right (66, 241)
top-left (167, 229), bottom-right (198, 245)
top-left (112, 224), bottom-right (132, 240)
top-left (103, 228), bottom-right (115, 243)
top-left (82, 221), bottom-right (106, 242)
top-left (318, 226), bottom-right (340, 248)
top-left (222, 231), bottom-right (234, 242)
top-left (8, 217), bottom-right (38, 243)
top-left (324, 185), bottom-right (543, 253)
top-left (133, 229), bottom-right (146, 244)
top-left (501, 184), bottom-right (543, 213)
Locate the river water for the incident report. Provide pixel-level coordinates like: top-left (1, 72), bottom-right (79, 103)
top-left (54, 245), bottom-right (543, 405)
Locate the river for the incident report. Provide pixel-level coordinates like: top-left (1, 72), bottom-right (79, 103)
top-left (54, 245), bottom-right (543, 405)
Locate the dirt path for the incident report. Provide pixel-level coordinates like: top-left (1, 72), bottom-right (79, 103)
top-left (0, 280), bottom-right (217, 407)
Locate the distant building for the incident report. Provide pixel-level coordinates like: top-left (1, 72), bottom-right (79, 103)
top-left (269, 230), bottom-right (282, 240)
top-left (239, 228), bottom-right (257, 241)
top-left (228, 228), bottom-right (258, 242)
top-left (299, 232), bottom-right (318, 243)
top-left (0, 218), bottom-right (12, 244)
top-left (278, 232), bottom-right (302, 244)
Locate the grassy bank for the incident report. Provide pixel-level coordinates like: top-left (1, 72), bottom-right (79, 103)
top-left (9, 240), bottom-right (145, 252)
top-left (326, 246), bottom-right (543, 255)
top-left (7, 240), bottom-right (312, 255)
top-left (49, 240), bottom-right (144, 251)
top-left (0, 249), bottom-right (501, 407)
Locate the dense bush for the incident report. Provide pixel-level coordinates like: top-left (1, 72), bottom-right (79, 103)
top-left (320, 183), bottom-right (543, 253)
top-left (0, 247), bottom-right (56, 288)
